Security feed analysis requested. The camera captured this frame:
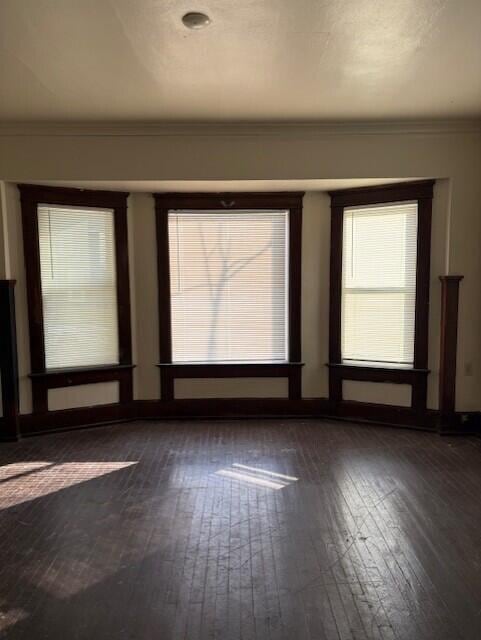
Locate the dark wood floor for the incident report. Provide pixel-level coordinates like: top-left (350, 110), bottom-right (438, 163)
top-left (0, 419), bottom-right (480, 639)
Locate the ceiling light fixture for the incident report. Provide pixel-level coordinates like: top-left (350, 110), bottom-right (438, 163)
top-left (182, 12), bottom-right (211, 29)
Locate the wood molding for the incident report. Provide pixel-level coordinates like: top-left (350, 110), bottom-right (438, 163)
top-left (328, 363), bottom-right (429, 384)
top-left (20, 403), bottom-right (134, 436)
top-left (157, 362), bottom-right (304, 402)
top-left (439, 275), bottom-right (463, 432)
top-left (18, 184), bottom-right (134, 412)
top-left (153, 192), bottom-right (304, 210)
top-left (328, 180), bottom-right (434, 414)
top-left (329, 180), bottom-right (435, 207)
top-left (29, 364), bottom-right (135, 410)
top-left (153, 191), bottom-right (304, 401)
top-left (18, 184), bottom-right (129, 209)
top-left (16, 396), bottom-right (447, 438)
top-left (0, 280), bottom-right (20, 441)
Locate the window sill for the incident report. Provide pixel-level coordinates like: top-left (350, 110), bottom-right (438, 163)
top-left (340, 360), bottom-right (414, 370)
top-left (157, 362), bottom-right (303, 378)
top-left (327, 362), bottom-right (429, 384)
top-left (30, 364), bottom-right (135, 379)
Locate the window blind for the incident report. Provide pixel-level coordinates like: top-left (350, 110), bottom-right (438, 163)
top-left (168, 210), bottom-right (289, 363)
top-left (38, 205), bottom-right (119, 369)
top-left (341, 201), bottom-right (418, 366)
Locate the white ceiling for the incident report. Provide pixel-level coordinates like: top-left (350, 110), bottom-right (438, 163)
top-left (24, 179), bottom-right (417, 193)
top-left (0, 0), bottom-right (480, 123)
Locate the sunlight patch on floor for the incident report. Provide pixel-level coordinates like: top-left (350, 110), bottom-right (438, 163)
top-left (0, 606), bottom-right (28, 632)
top-left (0, 462), bottom-right (138, 509)
top-left (215, 463), bottom-right (298, 490)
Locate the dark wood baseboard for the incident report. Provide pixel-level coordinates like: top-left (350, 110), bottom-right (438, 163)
top-left (0, 417), bottom-right (21, 442)
top-left (330, 400), bottom-right (438, 431)
top-left (12, 397), bottom-right (470, 438)
top-left (136, 398), bottom-right (330, 420)
top-left (19, 403), bottom-right (135, 436)
top-left (0, 280), bottom-right (20, 441)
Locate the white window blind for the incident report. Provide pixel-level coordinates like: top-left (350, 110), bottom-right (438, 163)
top-left (341, 201), bottom-right (418, 366)
top-left (168, 210), bottom-right (289, 363)
top-left (38, 205), bottom-right (119, 369)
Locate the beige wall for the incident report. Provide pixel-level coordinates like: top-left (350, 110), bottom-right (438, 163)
top-left (0, 123), bottom-right (480, 411)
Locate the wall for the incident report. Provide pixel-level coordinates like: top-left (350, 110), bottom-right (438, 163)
top-left (0, 122), bottom-right (480, 413)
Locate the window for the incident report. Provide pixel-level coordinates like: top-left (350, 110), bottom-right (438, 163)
top-left (341, 202), bottom-right (418, 366)
top-left (328, 180), bottom-right (434, 415)
top-left (38, 205), bottom-right (119, 369)
top-left (154, 192), bottom-right (303, 401)
top-left (20, 184), bottom-right (133, 414)
top-left (168, 210), bottom-right (289, 363)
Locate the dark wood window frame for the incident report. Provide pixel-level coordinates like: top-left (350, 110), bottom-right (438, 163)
top-left (328, 180), bottom-right (435, 414)
top-left (19, 184), bottom-right (134, 413)
top-left (154, 192), bottom-right (304, 401)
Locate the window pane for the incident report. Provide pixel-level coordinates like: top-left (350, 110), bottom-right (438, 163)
top-left (342, 202), bottom-right (418, 365)
top-left (168, 211), bottom-right (288, 363)
top-left (38, 206), bottom-right (119, 369)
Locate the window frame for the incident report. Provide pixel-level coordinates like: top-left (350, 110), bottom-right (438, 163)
top-left (328, 180), bottom-right (434, 414)
top-left (19, 184), bottom-right (133, 413)
top-left (154, 192), bottom-right (304, 401)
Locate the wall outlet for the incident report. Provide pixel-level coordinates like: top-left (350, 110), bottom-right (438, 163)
top-left (465, 362), bottom-right (473, 376)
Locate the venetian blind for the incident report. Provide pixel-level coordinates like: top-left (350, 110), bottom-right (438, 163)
top-left (38, 205), bottom-right (119, 369)
top-left (168, 210), bottom-right (289, 363)
top-left (341, 201), bottom-right (418, 366)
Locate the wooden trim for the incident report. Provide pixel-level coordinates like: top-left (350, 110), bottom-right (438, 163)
top-left (0, 280), bottom-right (20, 441)
top-left (114, 205), bottom-right (132, 365)
top-left (19, 184), bottom-right (134, 412)
top-left (157, 362), bottom-right (303, 378)
top-left (289, 205), bottom-right (302, 362)
top-left (153, 192), bottom-right (304, 210)
top-left (21, 197), bottom-right (45, 372)
top-left (154, 191), bottom-right (304, 400)
top-left (439, 275), bottom-right (463, 431)
top-left (328, 363), bottom-right (429, 384)
top-left (28, 365), bottom-right (134, 410)
top-left (20, 403), bottom-right (134, 436)
top-left (413, 196), bottom-right (433, 371)
top-left (329, 180), bottom-right (435, 207)
top-left (17, 397), bottom-right (444, 437)
top-left (136, 398), bottom-right (330, 421)
top-left (18, 184), bottom-right (129, 209)
top-left (330, 400), bottom-right (438, 430)
top-left (328, 180), bottom-right (434, 413)
top-left (328, 205), bottom-right (344, 402)
top-left (157, 362), bottom-right (304, 401)
top-left (155, 206), bottom-right (172, 364)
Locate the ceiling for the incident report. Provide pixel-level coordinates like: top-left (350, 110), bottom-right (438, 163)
top-left (0, 0), bottom-right (480, 123)
top-left (24, 179), bottom-right (417, 193)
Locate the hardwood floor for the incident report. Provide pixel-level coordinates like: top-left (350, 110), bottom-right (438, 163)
top-left (0, 419), bottom-right (480, 639)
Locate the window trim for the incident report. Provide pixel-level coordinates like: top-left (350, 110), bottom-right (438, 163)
top-left (154, 192), bottom-right (304, 401)
top-left (19, 184), bottom-right (133, 413)
top-left (328, 180), bottom-right (434, 413)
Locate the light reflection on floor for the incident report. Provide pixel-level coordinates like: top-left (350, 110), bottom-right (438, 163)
top-left (0, 606), bottom-right (28, 633)
top-left (0, 462), bottom-right (138, 509)
top-left (215, 463), bottom-right (298, 489)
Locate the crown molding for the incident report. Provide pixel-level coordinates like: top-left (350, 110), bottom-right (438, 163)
top-left (0, 120), bottom-right (480, 138)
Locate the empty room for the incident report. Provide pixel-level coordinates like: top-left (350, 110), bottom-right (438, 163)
top-left (0, 1), bottom-right (481, 639)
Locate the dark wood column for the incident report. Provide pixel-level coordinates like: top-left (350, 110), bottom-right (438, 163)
top-left (0, 280), bottom-right (20, 441)
top-left (438, 275), bottom-right (463, 433)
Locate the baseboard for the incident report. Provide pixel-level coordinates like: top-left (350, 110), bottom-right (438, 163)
top-left (9, 396), bottom-right (453, 438)
top-left (19, 403), bottom-right (135, 436)
top-left (453, 411), bottom-right (481, 437)
top-left (331, 400), bottom-right (438, 431)
top-left (135, 397), bottom-right (330, 420)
